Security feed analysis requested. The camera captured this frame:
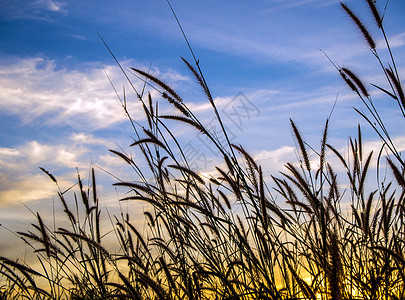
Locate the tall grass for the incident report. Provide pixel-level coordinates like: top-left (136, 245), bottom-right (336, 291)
top-left (1, 1), bottom-right (404, 299)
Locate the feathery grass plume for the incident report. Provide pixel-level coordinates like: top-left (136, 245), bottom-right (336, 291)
top-left (161, 92), bottom-right (190, 117)
top-left (36, 213), bottom-right (51, 258)
top-left (286, 199), bottom-right (313, 214)
top-left (39, 167), bottom-right (57, 184)
top-left (216, 167), bottom-right (242, 200)
top-left (77, 170), bottom-right (91, 214)
top-left (130, 67), bottom-right (183, 103)
top-left (148, 91), bottom-right (154, 115)
top-left (121, 197), bottom-right (165, 213)
top-left (265, 199), bottom-right (290, 225)
top-left (287, 262), bottom-right (316, 300)
top-left (117, 272), bottom-right (143, 300)
top-left (284, 163), bottom-right (320, 211)
top-left (143, 128), bottom-right (159, 140)
top-left (371, 245), bottom-right (405, 266)
top-left (231, 144), bottom-right (259, 171)
top-left (362, 191), bottom-right (375, 238)
top-left (150, 238), bottom-right (176, 262)
top-left (350, 138), bottom-right (360, 182)
top-left (159, 256), bottom-right (177, 295)
top-left (341, 2), bottom-right (376, 50)
top-left (109, 149), bottom-right (134, 165)
top-left (57, 191), bottom-right (76, 224)
top-left (387, 158), bottom-right (405, 188)
top-left (290, 119), bottom-right (311, 173)
top-left (386, 66), bottom-right (405, 110)
top-left (18, 230), bottom-right (63, 257)
top-left (224, 155), bottom-right (236, 178)
top-left (144, 211), bottom-right (155, 227)
top-left (327, 144), bottom-right (349, 171)
top-left (181, 57), bottom-right (213, 103)
top-left (327, 163), bottom-right (341, 202)
top-left (339, 70), bottom-right (359, 94)
top-left (366, 0), bottom-right (382, 28)
top-left (247, 160), bottom-right (259, 193)
top-left (275, 175), bottom-right (300, 210)
top-left (342, 67), bottom-right (370, 98)
top-left (91, 168), bottom-right (98, 206)
top-left (259, 167), bottom-right (268, 229)
top-left (113, 182), bottom-right (155, 196)
top-left (130, 137), bottom-right (167, 151)
top-left (0, 269), bottom-right (27, 296)
top-left (170, 201), bottom-right (208, 216)
top-left (125, 221), bottom-right (149, 257)
top-left (380, 193), bottom-right (395, 242)
top-left (168, 164), bottom-right (205, 184)
top-left (0, 259), bottom-right (44, 297)
top-left (200, 222), bottom-right (220, 237)
top-left (358, 151), bottom-right (373, 196)
top-left (0, 257), bottom-right (41, 278)
top-left (160, 115), bottom-right (205, 133)
top-left (358, 124), bottom-right (363, 159)
top-left (56, 230), bottom-right (112, 260)
top-left (272, 177), bottom-right (290, 202)
top-left (320, 118), bottom-right (329, 174)
top-left (217, 190), bottom-right (232, 210)
top-left (144, 104), bottom-right (153, 130)
top-left (328, 229), bottom-right (343, 300)
top-left (370, 82), bottom-right (398, 100)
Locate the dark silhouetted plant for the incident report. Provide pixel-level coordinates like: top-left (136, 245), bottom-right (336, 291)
top-left (1, 1), bottom-right (404, 299)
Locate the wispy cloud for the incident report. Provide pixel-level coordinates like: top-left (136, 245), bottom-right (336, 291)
top-left (385, 32), bottom-right (405, 48)
top-left (0, 0), bottom-right (67, 21)
top-left (68, 34), bottom-right (88, 41)
top-left (0, 141), bottom-right (81, 206)
top-left (35, 0), bottom-right (65, 12)
top-left (0, 56), bottom-right (197, 208)
top-left (254, 146), bottom-right (296, 174)
top-left (0, 132), bottom-right (119, 206)
top-left (0, 58), bottom-right (124, 129)
top-left (0, 57), bottom-right (187, 130)
top-left (267, 0), bottom-right (336, 10)
top-left (148, 1), bottom-right (404, 76)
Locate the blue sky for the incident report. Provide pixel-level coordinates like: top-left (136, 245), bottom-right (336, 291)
top-left (0, 0), bottom-right (405, 256)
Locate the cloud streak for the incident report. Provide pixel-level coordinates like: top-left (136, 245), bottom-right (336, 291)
top-left (0, 132), bottom-right (118, 206)
top-left (0, 0), bottom-right (67, 21)
top-left (0, 58), bottom-right (128, 129)
top-left (0, 57), bottom-right (189, 131)
top-left (37, 0), bottom-right (65, 12)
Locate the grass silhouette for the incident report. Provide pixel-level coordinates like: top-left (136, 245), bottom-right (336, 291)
top-left (1, 1), bottom-right (404, 299)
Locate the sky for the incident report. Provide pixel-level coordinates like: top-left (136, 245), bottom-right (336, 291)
top-left (0, 0), bottom-right (405, 258)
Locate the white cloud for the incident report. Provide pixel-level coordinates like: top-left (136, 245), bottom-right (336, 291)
top-left (0, 0), bottom-right (68, 21)
top-left (379, 32), bottom-right (405, 49)
top-left (0, 141), bottom-right (84, 170)
top-left (69, 34), bottom-right (88, 41)
top-left (0, 58), bottom-right (121, 129)
top-left (0, 173), bottom-right (58, 206)
top-left (0, 133), bottom-right (119, 207)
top-left (39, 0), bottom-right (64, 12)
top-left (0, 56), bottom-right (194, 208)
top-left (254, 146), bottom-right (296, 174)
top-left (152, 1), bottom-right (404, 76)
top-left (70, 132), bottom-right (110, 145)
top-left (268, 0), bottom-right (336, 10)
top-left (0, 57), bottom-right (188, 130)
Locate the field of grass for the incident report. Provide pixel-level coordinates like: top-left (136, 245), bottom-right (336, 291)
top-left (1, 1), bottom-right (404, 299)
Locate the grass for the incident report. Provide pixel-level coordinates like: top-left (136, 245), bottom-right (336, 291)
top-left (1, 1), bottom-right (404, 299)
